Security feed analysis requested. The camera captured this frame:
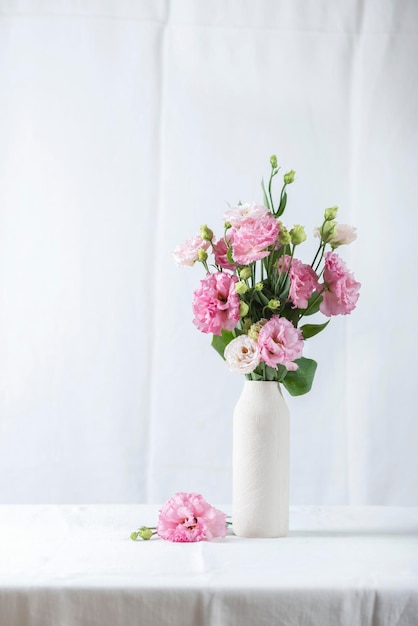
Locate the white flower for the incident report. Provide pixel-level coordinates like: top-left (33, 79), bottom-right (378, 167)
top-left (173, 236), bottom-right (210, 266)
top-left (224, 335), bottom-right (260, 375)
top-left (329, 224), bottom-right (357, 247)
top-left (223, 202), bottom-right (268, 228)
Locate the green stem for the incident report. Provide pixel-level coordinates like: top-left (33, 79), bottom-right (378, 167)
top-left (314, 243), bottom-right (326, 273)
top-left (311, 219), bottom-right (328, 268)
top-left (287, 245), bottom-right (295, 274)
top-left (247, 289), bottom-right (255, 309)
top-left (312, 218), bottom-right (332, 272)
top-left (298, 288), bottom-right (325, 321)
top-left (311, 241), bottom-right (323, 268)
top-left (209, 239), bottom-right (222, 272)
top-left (278, 245), bottom-right (294, 291)
top-left (268, 167), bottom-right (277, 212)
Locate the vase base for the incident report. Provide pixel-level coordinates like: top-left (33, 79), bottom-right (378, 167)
top-left (232, 524), bottom-right (289, 539)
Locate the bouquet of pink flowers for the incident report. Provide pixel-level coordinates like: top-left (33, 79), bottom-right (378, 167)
top-left (173, 156), bottom-right (360, 395)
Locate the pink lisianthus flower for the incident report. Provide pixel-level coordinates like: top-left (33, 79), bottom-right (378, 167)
top-left (257, 315), bottom-right (303, 371)
top-left (231, 213), bottom-right (280, 266)
top-left (192, 271), bottom-right (240, 335)
top-left (213, 238), bottom-right (236, 271)
top-left (173, 236), bottom-right (210, 267)
top-left (223, 202), bottom-right (269, 228)
top-left (157, 493), bottom-right (227, 542)
top-left (277, 255), bottom-right (320, 309)
top-left (319, 251), bottom-right (361, 316)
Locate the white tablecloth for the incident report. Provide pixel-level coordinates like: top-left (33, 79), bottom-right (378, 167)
top-left (0, 505), bottom-right (417, 625)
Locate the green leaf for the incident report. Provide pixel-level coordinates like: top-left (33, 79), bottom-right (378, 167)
top-left (302, 293), bottom-right (323, 316)
top-left (261, 179), bottom-right (271, 211)
top-left (211, 330), bottom-right (235, 360)
top-left (226, 246), bottom-right (235, 265)
top-left (282, 307), bottom-right (300, 327)
top-left (277, 190), bottom-right (287, 217)
top-left (276, 274), bottom-right (290, 301)
top-left (248, 366), bottom-right (264, 380)
top-left (254, 290), bottom-right (270, 306)
top-left (265, 365), bottom-right (278, 381)
top-left (276, 364), bottom-right (287, 382)
top-left (300, 320), bottom-right (330, 340)
top-left (282, 357), bottom-right (317, 396)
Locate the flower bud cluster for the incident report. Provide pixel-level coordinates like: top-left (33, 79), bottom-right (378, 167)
top-left (131, 526), bottom-right (154, 541)
top-left (324, 206), bottom-right (338, 220)
top-left (290, 225), bottom-right (306, 245)
top-left (239, 301), bottom-right (249, 317)
top-left (235, 281), bottom-right (249, 295)
top-left (283, 170), bottom-right (296, 184)
top-left (278, 223), bottom-right (291, 246)
top-left (267, 299), bottom-right (281, 310)
top-left (239, 267), bottom-right (252, 280)
top-left (199, 224), bottom-right (213, 241)
top-left (270, 154), bottom-right (278, 169)
top-left (248, 319), bottom-right (268, 340)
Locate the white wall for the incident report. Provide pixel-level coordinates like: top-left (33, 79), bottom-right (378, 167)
top-left (0, 0), bottom-right (417, 505)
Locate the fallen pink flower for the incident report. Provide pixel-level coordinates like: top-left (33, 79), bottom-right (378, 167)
top-left (157, 493), bottom-right (227, 542)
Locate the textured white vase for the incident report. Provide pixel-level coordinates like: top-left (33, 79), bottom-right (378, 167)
top-left (232, 381), bottom-right (290, 538)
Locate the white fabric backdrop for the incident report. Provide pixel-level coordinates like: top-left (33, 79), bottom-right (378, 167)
top-left (0, 0), bottom-right (417, 505)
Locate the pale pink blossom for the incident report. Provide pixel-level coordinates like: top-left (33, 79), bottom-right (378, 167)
top-left (257, 315), bottom-right (303, 371)
top-left (157, 493), bottom-right (227, 543)
top-left (319, 252), bottom-right (361, 316)
top-left (192, 272), bottom-right (240, 335)
top-left (173, 235), bottom-right (210, 267)
top-left (224, 335), bottom-right (260, 374)
top-left (213, 238), bottom-right (236, 270)
top-left (231, 214), bottom-right (280, 265)
top-left (329, 224), bottom-right (357, 247)
top-left (223, 202), bottom-right (269, 228)
top-left (277, 255), bottom-right (319, 309)
top-left (314, 223), bottom-right (357, 247)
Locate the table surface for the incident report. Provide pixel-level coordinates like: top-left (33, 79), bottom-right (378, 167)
top-left (0, 505), bottom-right (417, 626)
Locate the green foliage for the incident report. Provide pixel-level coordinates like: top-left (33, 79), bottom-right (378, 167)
top-left (261, 179), bottom-right (271, 211)
top-left (301, 293), bottom-right (323, 316)
top-left (277, 190), bottom-right (287, 217)
top-left (300, 320), bottom-right (329, 339)
top-left (282, 357), bottom-right (317, 396)
top-left (226, 246), bottom-right (234, 265)
top-left (276, 274), bottom-right (290, 302)
top-left (211, 330), bottom-right (235, 360)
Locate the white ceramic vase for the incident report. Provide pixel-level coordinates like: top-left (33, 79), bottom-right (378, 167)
top-left (232, 380), bottom-right (290, 538)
